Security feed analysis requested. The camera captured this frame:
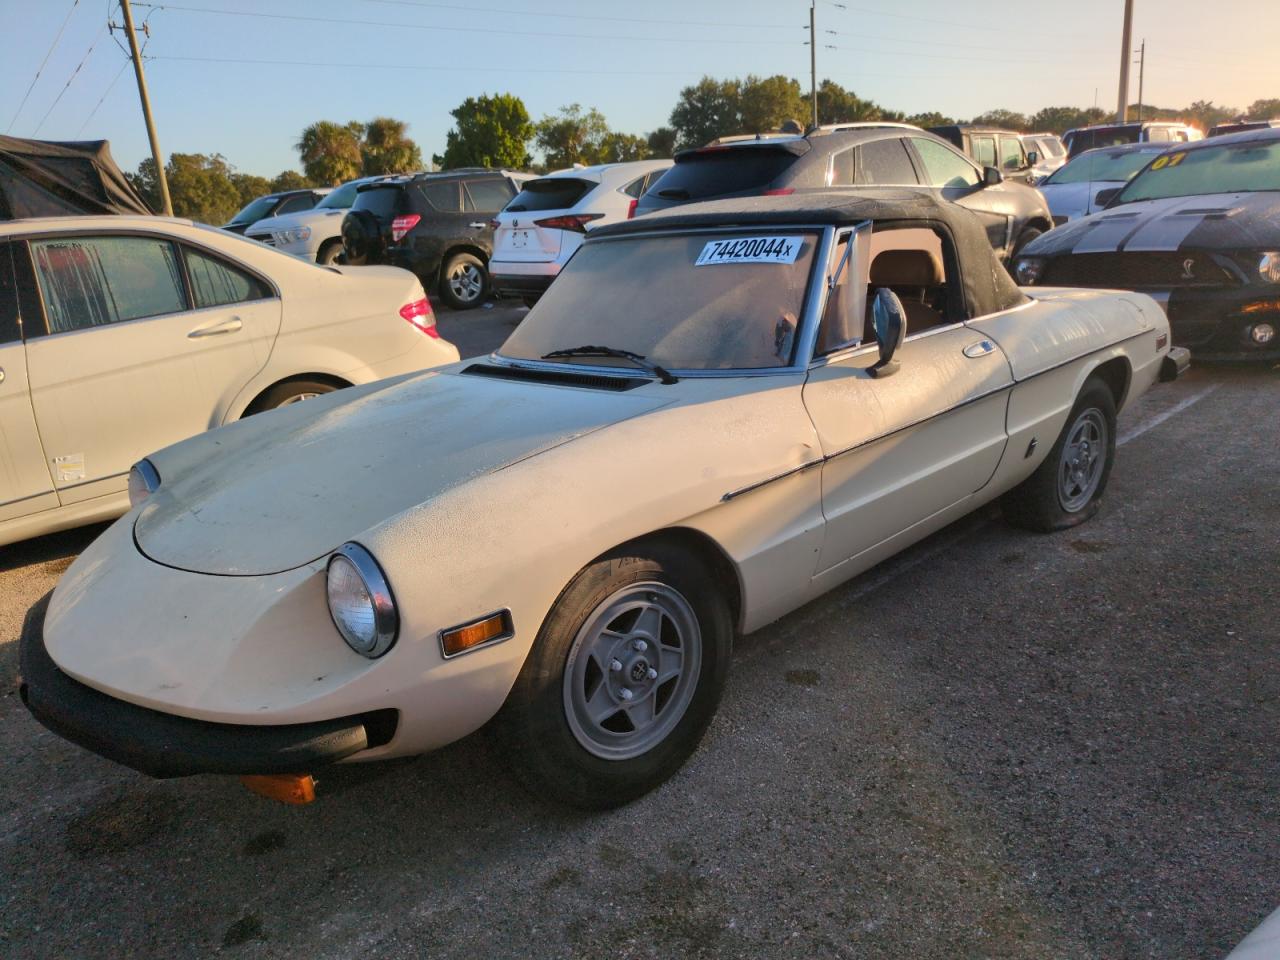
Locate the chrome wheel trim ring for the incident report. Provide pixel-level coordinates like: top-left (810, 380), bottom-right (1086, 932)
top-left (448, 262), bottom-right (484, 302)
top-left (562, 581), bottom-right (702, 761)
top-left (277, 391), bottom-right (321, 406)
top-left (1058, 407), bottom-right (1108, 512)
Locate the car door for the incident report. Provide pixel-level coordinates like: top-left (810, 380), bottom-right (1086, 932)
top-left (801, 223), bottom-right (1013, 573)
top-left (906, 136), bottom-right (1017, 259)
top-left (21, 232), bottom-right (279, 506)
top-left (999, 134), bottom-right (1032, 183)
top-left (463, 177), bottom-right (517, 252)
top-left (0, 240), bottom-right (57, 525)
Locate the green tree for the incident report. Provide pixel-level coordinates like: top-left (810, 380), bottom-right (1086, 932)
top-left (970, 108), bottom-right (1030, 130)
top-left (598, 131), bottom-right (649, 163)
top-left (270, 170), bottom-right (311, 192)
top-left (646, 126), bottom-right (677, 158)
top-left (1183, 99), bottom-right (1237, 132)
top-left (903, 111), bottom-right (955, 128)
top-left (1247, 98), bottom-right (1280, 118)
top-left (132, 153), bottom-right (244, 224)
top-left (361, 116), bottom-right (424, 175)
top-left (669, 76), bottom-right (742, 149)
top-left (816, 80), bottom-right (885, 124)
top-left (296, 120), bottom-right (364, 186)
top-left (435, 93), bottom-right (534, 169)
top-left (535, 104), bottom-right (611, 168)
top-left (231, 172), bottom-right (271, 207)
top-left (737, 74), bottom-right (806, 134)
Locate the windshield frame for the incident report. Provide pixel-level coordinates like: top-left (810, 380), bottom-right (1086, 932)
top-left (490, 224), bottom-right (837, 379)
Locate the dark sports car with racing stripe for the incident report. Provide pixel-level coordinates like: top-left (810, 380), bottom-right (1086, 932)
top-left (1014, 127), bottom-right (1280, 360)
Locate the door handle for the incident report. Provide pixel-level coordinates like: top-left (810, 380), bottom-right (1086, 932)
top-left (963, 339), bottom-right (997, 358)
top-left (0, 366), bottom-right (5, 384)
top-left (187, 317), bottom-right (243, 338)
top-left (468, 221), bottom-right (487, 229)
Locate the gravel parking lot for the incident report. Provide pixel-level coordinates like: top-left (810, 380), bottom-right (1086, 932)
top-left (1, 308), bottom-right (1275, 958)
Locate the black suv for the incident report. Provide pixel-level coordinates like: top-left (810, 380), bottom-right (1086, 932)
top-left (222, 188), bottom-right (327, 235)
top-left (341, 169), bottom-right (531, 309)
top-left (637, 127), bottom-right (1053, 263)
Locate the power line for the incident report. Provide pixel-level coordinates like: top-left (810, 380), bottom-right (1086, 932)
top-left (130, 3), bottom-right (803, 47)
top-left (31, 22), bottom-right (109, 137)
top-left (75, 58), bottom-right (130, 137)
top-left (364, 0), bottom-right (797, 30)
top-left (147, 54), bottom-right (773, 77)
top-left (7, 0), bottom-right (82, 133)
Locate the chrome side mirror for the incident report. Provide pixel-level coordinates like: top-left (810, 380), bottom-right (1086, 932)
top-left (870, 288), bottom-right (906, 379)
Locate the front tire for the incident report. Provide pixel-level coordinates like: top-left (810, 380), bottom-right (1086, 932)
top-left (1002, 377), bottom-right (1117, 532)
top-left (439, 252), bottom-right (488, 310)
top-left (1010, 225), bottom-right (1044, 262)
top-left (316, 241), bottom-right (343, 266)
top-left (497, 542), bottom-right (733, 810)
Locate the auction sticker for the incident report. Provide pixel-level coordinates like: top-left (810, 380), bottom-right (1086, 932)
top-left (695, 236), bottom-right (800, 266)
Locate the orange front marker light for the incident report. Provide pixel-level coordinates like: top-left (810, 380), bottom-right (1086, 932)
top-left (440, 610), bottom-right (513, 658)
top-left (240, 773), bottom-right (316, 805)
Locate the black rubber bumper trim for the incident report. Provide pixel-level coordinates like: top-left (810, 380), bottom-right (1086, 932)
top-left (18, 592), bottom-right (373, 779)
top-left (1160, 346), bottom-right (1191, 382)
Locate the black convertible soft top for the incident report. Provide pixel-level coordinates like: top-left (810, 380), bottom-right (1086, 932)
top-left (595, 189), bottom-right (1028, 319)
top-left (0, 135), bottom-right (152, 220)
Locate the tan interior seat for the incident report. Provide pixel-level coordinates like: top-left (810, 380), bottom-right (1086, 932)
top-left (868, 248), bottom-right (947, 334)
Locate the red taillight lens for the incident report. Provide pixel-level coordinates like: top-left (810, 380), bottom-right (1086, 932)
top-left (399, 297), bottom-right (439, 337)
top-left (626, 199), bottom-right (638, 219)
top-left (763, 188), bottom-right (795, 196)
top-left (533, 213), bottom-right (604, 233)
top-left (391, 214), bottom-right (421, 242)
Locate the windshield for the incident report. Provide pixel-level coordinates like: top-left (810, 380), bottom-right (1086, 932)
top-left (227, 196), bottom-right (278, 224)
top-left (1045, 148), bottom-right (1166, 185)
top-left (499, 231), bottom-right (819, 371)
top-left (317, 182), bottom-right (361, 209)
top-left (1115, 140), bottom-right (1280, 203)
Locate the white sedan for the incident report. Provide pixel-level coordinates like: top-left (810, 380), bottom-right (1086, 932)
top-left (19, 193), bottom-right (1186, 809)
top-left (0, 215), bottom-right (458, 546)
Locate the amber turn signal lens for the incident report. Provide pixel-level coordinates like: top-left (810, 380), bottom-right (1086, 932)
top-left (440, 611), bottom-right (513, 658)
top-left (240, 774), bottom-right (316, 805)
top-left (1241, 299), bottom-right (1280, 314)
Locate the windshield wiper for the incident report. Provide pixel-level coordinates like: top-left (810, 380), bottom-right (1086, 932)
top-left (541, 345), bottom-right (678, 384)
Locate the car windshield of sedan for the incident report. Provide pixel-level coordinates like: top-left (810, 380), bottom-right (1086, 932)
top-left (227, 195), bottom-right (277, 225)
top-left (1045, 148), bottom-right (1165, 185)
top-left (499, 231), bottom-right (819, 371)
top-left (1115, 141), bottom-right (1280, 203)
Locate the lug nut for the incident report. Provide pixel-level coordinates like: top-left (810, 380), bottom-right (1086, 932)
top-left (647, 668), bottom-right (658, 680)
top-left (619, 688), bottom-right (634, 701)
top-left (632, 639), bottom-right (648, 652)
top-left (610, 659), bottom-right (622, 672)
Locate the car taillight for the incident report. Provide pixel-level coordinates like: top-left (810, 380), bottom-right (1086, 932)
top-left (764, 188), bottom-right (795, 196)
top-left (533, 213), bottom-right (604, 233)
top-left (391, 214), bottom-right (421, 242)
top-left (399, 297), bottom-right (439, 337)
top-left (626, 199), bottom-right (638, 219)
top-left (489, 218), bottom-right (500, 229)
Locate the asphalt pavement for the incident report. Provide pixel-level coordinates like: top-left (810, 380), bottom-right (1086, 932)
top-left (1, 312), bottom-right (1276, 958)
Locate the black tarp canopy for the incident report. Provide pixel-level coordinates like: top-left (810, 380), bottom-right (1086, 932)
top-left (0, 136), bottom-right (153, 219)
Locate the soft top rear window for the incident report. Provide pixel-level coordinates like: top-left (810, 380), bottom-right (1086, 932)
top-left (645, 149), bottom-right (801, 201)
top-left (352, 185), bottom-right (406, 219)
top-left (506, 178), bottom-right (594, 213)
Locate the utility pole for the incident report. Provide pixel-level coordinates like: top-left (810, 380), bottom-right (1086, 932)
top-left (1116, 0), bottom-right (1135, 122)
top-left (119, 0), bottom-right (170, 215)
top-left (809, 2), bottom-right (818, 128)
top-left (1135, 39), bottom-right (1146, 123)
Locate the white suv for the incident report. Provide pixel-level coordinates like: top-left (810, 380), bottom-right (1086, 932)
top-left (490, 160), bottom-right (671, 304)
top-left (246, 174), bottom-right (399, 265)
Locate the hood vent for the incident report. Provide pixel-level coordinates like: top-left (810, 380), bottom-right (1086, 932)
top-left (460, 362), bottom-right (648, 391)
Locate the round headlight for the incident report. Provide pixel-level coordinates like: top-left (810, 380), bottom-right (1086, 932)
top-left (326, 543), bottom-right (397, 658)
top-left (127, 459), bottom-right (161, 507)
top-left (1015, 257), bottom-right (1045, 286)
top-left (1258, 252), bottom-right (1280, 284)
top-left (1250, 322), bottom-right (1275, 345)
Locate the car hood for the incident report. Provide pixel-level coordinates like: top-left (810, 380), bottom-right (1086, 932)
top-left (1040, 180), bottom-right (1122, 220)
top-left (245, 207), bottom-right (348, 236)
top-left (1024, 191), bottom-right (1280, 257)
top-left (135, 367), bottom-right (672, 576)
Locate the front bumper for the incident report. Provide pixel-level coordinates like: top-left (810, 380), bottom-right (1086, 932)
top-left (18, 593), bottom-right (389, 779)
top-left (1150, 288), bottom-right (1280, 360)
top-left (1160, 346), bottom-right (1191, 381)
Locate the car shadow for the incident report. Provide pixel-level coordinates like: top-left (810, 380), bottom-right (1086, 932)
top-left (0, 523), bottom-right (109, 575)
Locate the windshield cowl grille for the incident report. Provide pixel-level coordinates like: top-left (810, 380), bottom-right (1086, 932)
top-left (460, 363), bottom-right (649, 391)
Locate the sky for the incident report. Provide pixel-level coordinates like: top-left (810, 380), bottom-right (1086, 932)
top-left (1, 0), bottom-right (1276, 179)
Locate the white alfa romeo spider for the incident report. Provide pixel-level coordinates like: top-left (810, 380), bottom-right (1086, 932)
top-left (20, 192), bottom-right (1188, 809)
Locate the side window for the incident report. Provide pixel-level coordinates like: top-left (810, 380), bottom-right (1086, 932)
top-left (1147, 127), bottom-right (1171, 142)
top-left (972, 135), bottom-right (997, 168)
top-left (276, 194), bottom-right (314, 214)
top-left (30, 236), bottom-right (187, 334)
top-left (0, 242), bottom-right (20, 344)
top-left (464, 178), bottom-right (516, 213)
top-left (419, 180), bottom-right (462, 212)
top-left (643, 169), bottom-right (667, 192)
top-left (622, 176), bottom-right (645, 199)
top-left (853, 139), bottom-right (919, 185)
top-left (910, 138), bottom-right (981, 188)
top-left (867, 226), bottom-right (957, 338)
top-left (184, 247), bottom-right (271, 309)
top-left (999, 136), bottom-right (1024, 171)
top-left (830, 148), bottom-right (854, 185)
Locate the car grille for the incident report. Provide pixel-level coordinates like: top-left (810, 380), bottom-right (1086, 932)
top-left (248, 234), bottom-right (275, 246)
top-left (1041, 252), bottom-right (1235, 289)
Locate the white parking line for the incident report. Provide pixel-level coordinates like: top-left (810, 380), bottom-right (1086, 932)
top-left (1225, 905), bottom-right (1280, 959)
top-left (1118, 383), bottom-right (1220, 447)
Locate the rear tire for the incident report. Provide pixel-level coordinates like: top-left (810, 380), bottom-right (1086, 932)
top-left (439, 252), bottom-right (488, 310)
top-left (1002, 377), bottom-right (1117, 532)
top-left (245, 378), bottom-right (339, 415)
top-left (1010, 225), bottom-right (1044, 261)
top-left (496, 542), bottom-right (733, 810)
